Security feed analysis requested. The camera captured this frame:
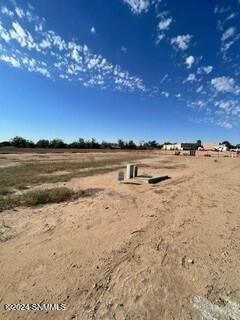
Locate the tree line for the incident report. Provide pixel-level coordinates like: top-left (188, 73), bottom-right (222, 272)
top-left (0, 136), bottom-right (163, 150)
top-left (0, 137), bottom-right (239, 150)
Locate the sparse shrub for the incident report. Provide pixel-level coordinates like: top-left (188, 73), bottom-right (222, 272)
top-left (0, 187), bottom-right (10, 196)
top-left (21, 187), bottom-right (75, 206)
top-left (0, 187), bottom-right (103, 212)
top-left (0, 196), bottom-right (19, 212)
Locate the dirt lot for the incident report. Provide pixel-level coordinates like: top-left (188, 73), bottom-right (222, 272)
top-left (0, 151), bottom-right (240, 320)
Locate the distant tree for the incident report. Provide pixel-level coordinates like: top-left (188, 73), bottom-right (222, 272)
top-left (68, 141), bottom-right (79, 148)
top-left (118, 139), bottom-right (125, 149)
top-left (78, 138), bottom-right (85, 148)
top-left (0, 141), bottom-right (11, 147)
top-left (148, 140), bottom-right (158, 149)
top-left (90, 138), bottom-right (100, 149)
top-left (36, 139), bottom-right (50, 148)
top-left (84, 140), bottom-right (91, 148)
top-left (11, 136), bottom-right (28, 148)
top-left (221, 141), bottom-right (233, 149)
top-left (196, 140), bottom-right (202, 147)
top-left (127, 140), bottom-right (136, 149)
top-left (138, 140), bottom-right (145, 149)
top-left (49, 139), bottom-right (65, 148)
top-left (26, 140), bottom-right (35, 148)
top-left (101, 141), bottom-right (112, 149)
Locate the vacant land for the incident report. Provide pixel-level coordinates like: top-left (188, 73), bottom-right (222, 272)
top-left (0, 151), bottom-right (240, 320)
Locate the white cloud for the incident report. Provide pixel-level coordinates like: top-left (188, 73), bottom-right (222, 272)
top-left (215, 100), bottom-right (232, 113)
top-left (215, 99), bottom-right (240, 117)
top-left (0, 23), bottom-right (11, 42)
top-left (211, 76), bottom-right (235, 93)
top-left (203, 66), bottom-right (213, 74)
top-left (71, 47), bottom-right (81, 63)
top-left (232, 106), bottom-right (240, 116)
top-left (220, 27), bottom-right (239, 54)
top-left (12, 21), bottom-right (27, 39)
top-left (197, 65), bottom-right (213, 75)
top-left (90, 26), bottom-right (96, 34)
top-left (0, 5), bottom-right (148, 93)
top-left (221, 27), bottom-right (235, 42)
top-left (218, 121), bottom-right (233, 129)
top-left (185, 55), bottom-right (195, 69)
top-left (155, 33), bottom-right (165, 44)
top-left (158, 17), bottom-right (172, 31)
top-left (0, 53), bottom-right (51, 77)
top-left (0, 54), bottom-right (20, 68)
top-left (123, 0), bottom-right (150, 14)
top-left (1, 6), bottom-right (14, 17)
top-left (161, 91), bottom-right (169, 97)
top-left (226, 13), bottom-right (236, 21)
top-left (9, 21), bottom-right (36, 49)
top-left (15, 7), bottom-right (25, 18)
top-left (171, 34), bottom-right (192, 50)
top-left (155, 11), bottom-right (173, 45)
top-left (196, 85), bottom-right (203, 93)
top-left (193, 100), bottom-right (206, 108)
top-left (184, 73), bottom-right (196, 83)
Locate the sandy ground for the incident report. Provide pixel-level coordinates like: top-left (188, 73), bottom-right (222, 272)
top-left (0, 153), bottom-right (240, 320)
top-left (0, 151), bottom-right (145, 167)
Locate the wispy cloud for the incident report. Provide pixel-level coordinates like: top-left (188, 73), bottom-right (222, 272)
top-left (1, 6), bottom-right (14, 17)
top-left (0, 54), bottom-right (20, 67)
top-left (183, 73), bottom-right (196, 83)
top-left (218, 121), bottom-right (233, 129)
top-left (0, 4), bottom-right (148, 93)
top-left (197, 65), bottom-right (213, 75)
top-left (211, 76), bottom-right (237, 93)
top-left (156, 11), bottom-right (173, 44)
top-left (161, 91), bottom-right (169, 98)
top-left (158, 16), bottom-right (172, 31)
top-left (122, 0), bottom-right (150, 15)
top-left (159, 73), bottom-right (168, 84)
top-left (171, 34), bottom-right (192, 50)
top-left (221, 27), bottom-right (240, 54)
top-left (221, 27), bottom-right (235, 42)
top-left (215, 7), bottom-right (240, 61)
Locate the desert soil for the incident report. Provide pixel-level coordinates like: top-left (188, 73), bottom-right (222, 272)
top-left (0, 152), bottom-right (240, 320)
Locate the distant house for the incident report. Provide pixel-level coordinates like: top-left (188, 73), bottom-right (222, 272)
top-left (214, 144), bottom-right (229, 152)
top-left (162, 142), bottom-right (197, 151)
top-left (181, 143), bottom-right (198, 151)
top-left (162, 143), bottom-right (181, 150)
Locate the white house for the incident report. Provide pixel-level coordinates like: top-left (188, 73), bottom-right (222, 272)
top-left (162, 143), bottom-right (181, 150)
top-left (214, 144), bottom-right (229, 152)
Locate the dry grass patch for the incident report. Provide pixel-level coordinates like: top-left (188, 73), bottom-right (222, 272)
top-left (0, 187), bottom-right (102, 212)
top-left (21, 187), bottom-right (77, 206)
top-left (0, 154), bottom-right (146, 194)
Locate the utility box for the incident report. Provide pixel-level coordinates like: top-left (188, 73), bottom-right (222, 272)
top-left (126, 164), bottom-right (135, 179)
top-left (133, 166), bottom-right (138, 178)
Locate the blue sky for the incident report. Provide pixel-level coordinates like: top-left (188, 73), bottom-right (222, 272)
top-left (0, 0), bottom-right (240, 143)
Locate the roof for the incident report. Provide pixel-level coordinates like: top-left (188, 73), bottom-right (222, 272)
top-left (181, 143), bottom-right (198, 150)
